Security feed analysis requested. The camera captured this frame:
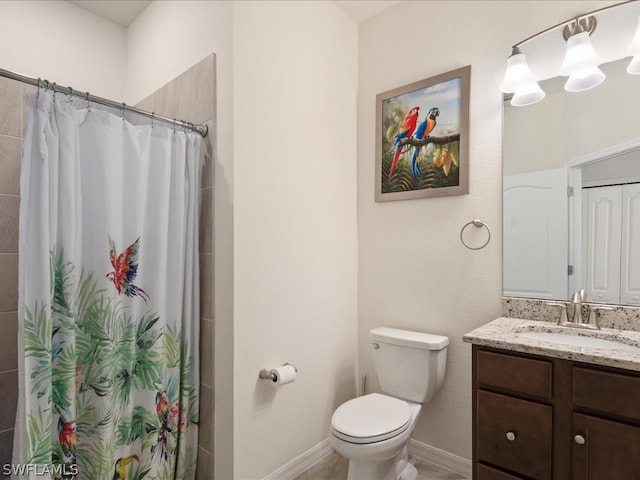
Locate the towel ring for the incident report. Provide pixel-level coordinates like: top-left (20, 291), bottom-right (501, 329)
top-left (460, 219), bottom-right (491, 250)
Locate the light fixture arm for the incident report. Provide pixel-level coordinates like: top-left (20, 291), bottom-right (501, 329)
top-left (510, 1), bottom-right (630, 51)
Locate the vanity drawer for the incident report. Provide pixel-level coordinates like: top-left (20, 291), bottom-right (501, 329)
top-left (573, 367), bottom-right (640, 422)
top-left (477, 390), bottom-right (552, 480)
top-left (476, 350), bottom-right (552, 398)
top-left (477, 464), bottom-right (526, 480)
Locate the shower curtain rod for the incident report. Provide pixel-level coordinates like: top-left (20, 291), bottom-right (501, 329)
top-left (0, 67), bottom-right (208, 137)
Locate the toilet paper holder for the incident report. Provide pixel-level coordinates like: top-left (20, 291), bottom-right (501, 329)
top-left (259, 363), bottom-right (298, 381)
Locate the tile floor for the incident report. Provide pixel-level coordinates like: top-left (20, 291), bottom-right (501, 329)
top-left (293, 451), bottom-right (469, 480)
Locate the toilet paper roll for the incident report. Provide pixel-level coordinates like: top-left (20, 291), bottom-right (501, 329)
top-left (270, 365), bottom-right (297, 387)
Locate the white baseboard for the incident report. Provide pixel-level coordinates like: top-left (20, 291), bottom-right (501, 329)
top-left (262, 437), bottom-right (471, 480)
top-left (262, 438), bottom-right (334, 480)
top-left (408, 439), bottom-right (472, 479)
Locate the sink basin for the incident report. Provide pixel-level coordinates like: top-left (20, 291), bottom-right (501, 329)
top-left (516, 331), bottom-right (639, 350)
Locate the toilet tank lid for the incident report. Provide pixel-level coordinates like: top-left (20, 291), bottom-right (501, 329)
top-left (370, 327), bottom-right (449, 350)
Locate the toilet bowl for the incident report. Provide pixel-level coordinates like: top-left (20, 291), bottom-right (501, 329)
top-left (329, 327), bottom-right (449, 480)
top-left (330, 393), bottom-right (422, 480)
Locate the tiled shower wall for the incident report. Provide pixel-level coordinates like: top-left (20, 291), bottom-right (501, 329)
top-left (0, 75), bottom-right (32, 471)
top-left (134, 54), bottom-right (216, 479)
top-left (0, 54), bottom-right (215, 477)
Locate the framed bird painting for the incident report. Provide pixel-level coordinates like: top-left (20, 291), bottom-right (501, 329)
top-left (375, 65), bottom-right (470, 201)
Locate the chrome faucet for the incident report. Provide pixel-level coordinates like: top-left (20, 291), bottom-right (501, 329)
top-left (547, 289), bottom-right (608, 330)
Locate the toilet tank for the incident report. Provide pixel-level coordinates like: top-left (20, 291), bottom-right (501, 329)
top-left (370, 327), bottom-right (449, 404)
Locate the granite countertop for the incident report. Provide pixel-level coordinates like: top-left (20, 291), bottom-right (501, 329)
top-left (463, 317), bottom-right (640, 372)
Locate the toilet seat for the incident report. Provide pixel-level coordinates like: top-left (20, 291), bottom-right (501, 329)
top-left (330, 393), bottom-right (411, 444)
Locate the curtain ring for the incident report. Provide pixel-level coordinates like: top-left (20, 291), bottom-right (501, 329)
top-left (173, 119), bottom-right (177, 133)
top-left (67, 86), bottom-right (74, 105)
top-left (85, 92), bottom-right (91, 111)
top-left (460, 219), bottom-right (491, 250)
top-left (121, 102), bottom-right (126, 121)
top-left (150, 112), bottom-right (155, 128)
top-left (52, 82), bottom-right (57, 102)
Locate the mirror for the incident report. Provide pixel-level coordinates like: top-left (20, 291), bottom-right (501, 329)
top-left (503, 57), bottom-right (640, 306)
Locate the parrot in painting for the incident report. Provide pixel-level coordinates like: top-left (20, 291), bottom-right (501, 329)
top-left (59, 420), bottom-right (76, 459)
top-left (106, 237), bottom-right (150, 303)
top-left (410, 107), bottom-right (440, 179)
top-left (112, 454), bottom-right (139, 480)
top-left (388, 106), bottom-right (420, 177)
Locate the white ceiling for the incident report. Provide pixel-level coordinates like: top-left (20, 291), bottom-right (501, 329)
top-left (68, 1), bottom-right (398, 27)
top-left (68, 1), bottom-right (152, 27)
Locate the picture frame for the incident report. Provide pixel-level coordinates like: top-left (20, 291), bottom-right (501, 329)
top-left (375, 65), bottom-right (470, 202)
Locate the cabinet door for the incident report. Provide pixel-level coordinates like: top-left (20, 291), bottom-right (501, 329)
top-left (573, 413), bottom-right (640, 479)
top-left (620, 183), bottom-right (640, 305)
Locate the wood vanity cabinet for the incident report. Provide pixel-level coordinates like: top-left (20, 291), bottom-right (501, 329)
top-left (472, 346), bottom-right (640, 480)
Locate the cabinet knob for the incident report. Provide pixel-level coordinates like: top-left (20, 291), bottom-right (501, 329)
top-left (506, 431), bottom-right (516, 441)
top-left (574, 434), bottom-right (586, 445)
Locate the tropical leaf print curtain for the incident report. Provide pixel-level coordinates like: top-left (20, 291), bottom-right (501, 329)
top-left (13, 89), bottom-right (201, 480)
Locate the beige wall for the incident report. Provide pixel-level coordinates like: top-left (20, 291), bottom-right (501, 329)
top-left (233, 2), bottom-right (357, 478)
top-left (0, 1), bottom-right (125, 99)
top-left (357, 0), bottom-right (615, 460)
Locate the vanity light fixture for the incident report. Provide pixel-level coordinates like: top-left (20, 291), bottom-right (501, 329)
top-left (500, 3), bottom-right (640, 106)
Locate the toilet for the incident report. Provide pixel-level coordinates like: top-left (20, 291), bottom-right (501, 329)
top-left (329, 327), bottom-right (449, 480)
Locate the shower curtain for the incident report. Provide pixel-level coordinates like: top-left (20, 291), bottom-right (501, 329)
top-left (13, 90), bottom-right (201, 480)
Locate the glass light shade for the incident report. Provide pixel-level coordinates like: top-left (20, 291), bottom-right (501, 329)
top-left (510, 80), bottom-right (546, 106)
top-left (559, 31), bottom-right (603, 77)
top-left (500, 52), bottom-right (539, 93)
top-left (627, 16), bottom-right (640, 74)
top-left (628, 56), bottom-right (640, 75)
top-left (564, 66), bottom-right (606, 92)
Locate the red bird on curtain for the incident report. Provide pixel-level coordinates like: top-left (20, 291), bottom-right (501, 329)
top-left (59, 419), bottom-right (76, 459)
top-left (106, 237), bottom-right (150, 303)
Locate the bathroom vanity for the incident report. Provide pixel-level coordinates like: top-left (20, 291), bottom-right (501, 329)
top-left (464, 317), bottom-right (640, 480)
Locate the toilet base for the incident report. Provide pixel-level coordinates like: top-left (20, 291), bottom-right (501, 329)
top-left (347, 457), bottom-right (395, 480)
top-left (346, 446), bottom-right (417, 480)
top-left (396, 457), bottom-right (417, 480)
